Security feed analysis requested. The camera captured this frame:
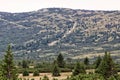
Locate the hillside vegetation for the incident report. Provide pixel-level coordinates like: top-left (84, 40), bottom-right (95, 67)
top-left (0, 8), bottom-right (120, 60)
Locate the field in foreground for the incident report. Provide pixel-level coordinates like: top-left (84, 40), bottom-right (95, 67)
top-left (19, 72), bottom-right (72, 80)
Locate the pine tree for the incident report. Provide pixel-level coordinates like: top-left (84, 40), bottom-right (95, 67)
top-left (84, 57), bottom-right (89, 65)
top-left (0, 62), bottom-right (4, 80)
top-left (0, 72), bottom-right (4, 80)
top-left (94, 55), bottom-right (102, 69)
top-left (1, 45), bottom-right (18, 80)
top-left (96, 52), bottom-right (117, 79)
top-left (57, 53), bottom-right (65, 68)
top-left (52, 63), bottom-right (60, 76)
top-left (72, 62), bottom-right (86, 76)
top-left (22, 60), bottom-right (29, 68)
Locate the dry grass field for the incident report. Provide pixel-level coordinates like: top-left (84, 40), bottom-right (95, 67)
top-left (19, 72), bottom-right (72, 80)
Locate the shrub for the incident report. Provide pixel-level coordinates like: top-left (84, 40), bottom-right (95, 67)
top-left (42, 75), bottom-right (49, 80)
top-left (23, 70), bottom-right (29, 76)
top-left (33, 70), bottom-right (39, 76)
top-left (52, 78), bottom-right (58, 80)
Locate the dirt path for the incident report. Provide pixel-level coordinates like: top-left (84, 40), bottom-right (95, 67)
top-left (19, 72), bottom-right (72, 80)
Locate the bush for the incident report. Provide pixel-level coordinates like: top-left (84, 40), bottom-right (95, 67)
top-left (67, 74), bottom-right (105, 80)
top-left (35, 63), bottom-right (43, 68)
top-left (60, 68), bottom-right (72, 72)
top-left (18, 78), bottom-right (22, 80)
top-left (23, 70), bottom-right (29, 76)
top-left (42, 75), bottom-right (49, 80)
top-left (52, 78), bottom-right (58, 80)
top-left (33, 70), bottom-right (39, 76)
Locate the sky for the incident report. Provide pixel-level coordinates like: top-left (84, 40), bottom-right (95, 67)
top-left (0, 0), bottom-right (120, 12)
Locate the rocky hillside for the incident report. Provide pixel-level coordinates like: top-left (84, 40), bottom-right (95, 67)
top-left (0, 8), bottom-right (120, 61)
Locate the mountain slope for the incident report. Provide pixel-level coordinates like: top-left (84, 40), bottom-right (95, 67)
top-left (0, 8), bottom-right (120, 60)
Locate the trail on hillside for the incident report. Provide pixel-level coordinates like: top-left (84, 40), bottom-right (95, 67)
top-left (48, 20), bottom-right (77, 46)
top-left (0, 18), bottom-right (29, 29)
top-left (62, 22), bottom-right (77, 39)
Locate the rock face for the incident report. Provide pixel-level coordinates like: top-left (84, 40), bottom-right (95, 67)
top-left (0, 8), bottom-right (120, 60)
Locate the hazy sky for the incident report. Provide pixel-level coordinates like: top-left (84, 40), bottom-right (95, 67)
top-left (0, 0), bottom-right (120, 12)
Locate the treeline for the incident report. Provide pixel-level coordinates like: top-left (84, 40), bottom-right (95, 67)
top-left (67, 52), bottom-right (120, 80)
top-left (0, 45), bottom-right (66, 80)
top-left (1, 45), bottom-right (120, 80)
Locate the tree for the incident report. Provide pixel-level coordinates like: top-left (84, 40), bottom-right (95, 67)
top-left (22, 60), bottom-right (29, 68)
top-left (72, 62), bottom-right (86, 76)
top-left (57, 53), bottom-right (65, 68)
top-left (96, 52), bottom-right (117, 79)
top-left (94, 55), bottom-right (102, 69)
top-left (0, 61), bottom-right (4, 79)
top-left (52, 63), bottom-right (60, 76)
top-left (84, 57), bottom-right (89, 65)
top-left (1, 45), bottom-right (18, 80)
top-left (0, 64), bottom-right (4, 80)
